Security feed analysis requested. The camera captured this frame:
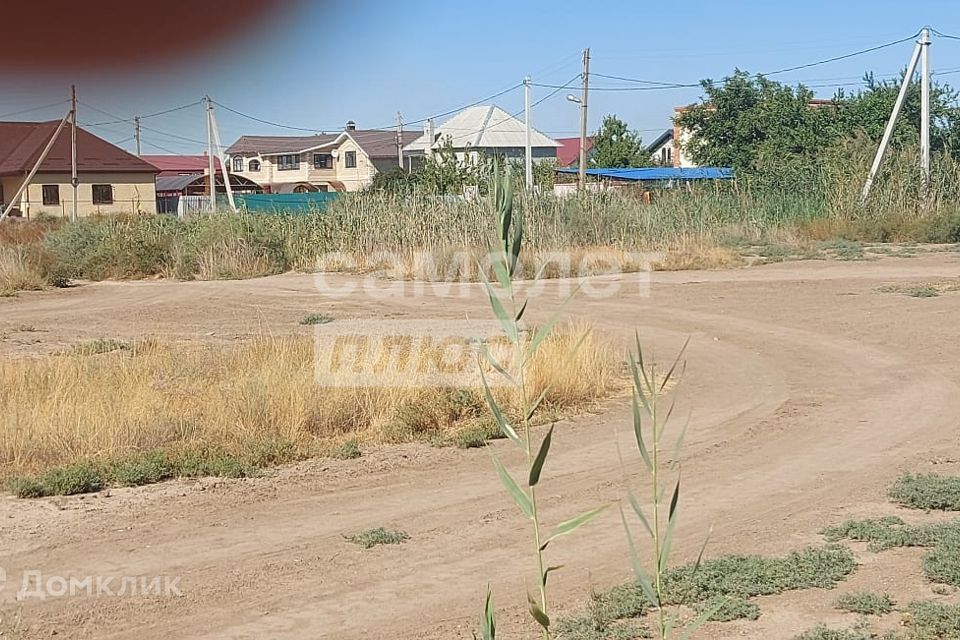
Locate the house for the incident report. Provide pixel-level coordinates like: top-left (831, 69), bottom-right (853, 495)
top-left (225, 122), bottom-right (420, 193)
top-left (645, 130), bottom-right (674, 166)
top-left (555, 136), bottom-right (594, 168)
top-left (403, 105), bottom-right (560, 162)
top-left (0, 121), bottom-right (158, 217)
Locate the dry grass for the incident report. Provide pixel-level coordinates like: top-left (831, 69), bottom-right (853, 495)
top-left (652, 244), bottom-right (745, 271)
top-left (0, 325), bottom-right (621, 480)
top-left (0, 246), bottom-right (47, 295)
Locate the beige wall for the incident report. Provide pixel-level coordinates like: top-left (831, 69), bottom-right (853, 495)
top-left (3, 173), bottom-right (157, 217)
top-left (230, 135), bottom-right (379, 192)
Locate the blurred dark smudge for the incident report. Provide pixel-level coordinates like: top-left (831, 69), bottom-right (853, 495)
top-left (0, 1), bottom-right (304, 73)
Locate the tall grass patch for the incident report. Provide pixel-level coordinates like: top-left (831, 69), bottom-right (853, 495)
top-left (0, 326), bottom-right (619, 490)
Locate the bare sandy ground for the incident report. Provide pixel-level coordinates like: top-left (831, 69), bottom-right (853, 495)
top-left (3, 254), bottom-right (960, 638)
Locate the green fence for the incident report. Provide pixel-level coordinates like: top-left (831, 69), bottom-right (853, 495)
top-left (234, 192), bottom-right (340, 213)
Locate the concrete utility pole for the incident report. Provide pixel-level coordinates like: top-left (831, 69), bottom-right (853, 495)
top-left (134, 116), bottom-right (142, 157)
top-left (205, 96), bottom-right (216, 212)
top-left (396, 111), bottom-right (404, 168)
top-left (861, 32), bottom-right (925, 202)
top-left (524, 76), bottom-right (533, 192)
top-left (208, 103), bottom-right (237, 213)
top-left (578, 48), bottom-right (590, 191)
top-left (920, 27), bottom-right (932, 197)
top-left (70, 85), bottom-right (78, 221)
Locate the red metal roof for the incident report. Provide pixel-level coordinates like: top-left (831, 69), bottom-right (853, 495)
top-left (555, 136), bottom-right (594, 168)
top-left (0, 120), bottom-right (158, 176)
top-left (142, 154), bottom-right (223, 176)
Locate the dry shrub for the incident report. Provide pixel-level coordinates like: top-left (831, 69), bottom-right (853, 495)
top-left (194, 238), bottom-right (274, 280)
top-left (0, 325), bottom-right (620, 478)
top-left (0, 246), bottom-right (47, 294)
top-left (653, 245), bottom-right (745, 271)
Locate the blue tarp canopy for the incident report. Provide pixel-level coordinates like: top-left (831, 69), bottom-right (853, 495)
top-left (556, 167), bottom-right (733, 181)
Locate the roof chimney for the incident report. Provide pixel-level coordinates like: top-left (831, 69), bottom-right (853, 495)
top-left (345, 120), bottom-right (356, 132)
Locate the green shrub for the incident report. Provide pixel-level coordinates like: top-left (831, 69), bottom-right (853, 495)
top-left (330, 440), bottom-right (362, 460)
top-left (922, 536), bottom-right (960, 587)
top-left (906, 600), bottom-right (960, 639)
top-left (835, 591), bottom-right (894, 615)
top-left (109, 450), bottom-right (175, 487)
top-left (6, 476), bottom-right (48, 498)
top-left (39, 462), bottom-right (104, 495)
top-left (452, 422), bottom-right (501, 449)
top-left (793, 627), bottom-right (872, 640)
top-left (890, 474), bottom-right (960, 511)
top-left (695, 595), bottom-right (760, 621)
top-left (346, 527), bottom-right (409, 549)
top-left (300, 313), bottom-right (334, 325)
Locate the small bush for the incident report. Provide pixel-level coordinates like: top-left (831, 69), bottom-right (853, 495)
top-left (6, 476), bottom-right (48, 498)
top-left (109, 450), bottom-right (175, 487)
top-left (793, 627), bottom-right (872, 640)
top-left (452, 422), bottom-right (501, 449)
top-left (330, 440), bottom-right (362, 460)
top-left (906, 600), bottom-right (960, 639)
top-left (835, 591), bottom-right (894, 615)
top-left (696, 595), bottom-right (760, 621)
top-left (39, 463), bottom-right (104, 495)
top-left (71, 338), bottom-right (130, 355)
top-left (890, 474), bottom-right (960, 511)
top-left (346, 527), bottom-right (409, 549)
top-left (822, 516), bottom-right (959, 551)
top-left (923, 536), bottom-right (960, 587)
top-left (300, 313), bottom-right (334, 325)
top-left (170, 446), bottom-right (257, 479)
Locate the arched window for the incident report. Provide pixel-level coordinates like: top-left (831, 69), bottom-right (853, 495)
top-left (233, 156), bottom-right (244, 172)
top-left (248, 159), bottom-right (261, 172)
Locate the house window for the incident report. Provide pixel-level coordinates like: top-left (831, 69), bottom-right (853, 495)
top-left (42, 185), bottom-right (59, 206)
top-left (313, 153), bottom-right (333, 169)
top-left (248, 159), bottom-right (261, 172)
top-left (92, 184), bottom-right (113, 205)
top-left (233, 156), bottom-right (244, 172)
top-left (344, 151), bottom-right (357, 168)
top-left (277, 154), bottom-right (300, 171)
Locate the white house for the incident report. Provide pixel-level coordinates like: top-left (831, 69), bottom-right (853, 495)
top-left (404, 105), bottom-right (560, 162)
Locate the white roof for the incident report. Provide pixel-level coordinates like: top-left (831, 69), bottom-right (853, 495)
top-left (404, 105), bottom-right (560, 153)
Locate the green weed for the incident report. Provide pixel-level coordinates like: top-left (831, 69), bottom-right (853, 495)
top-left (890, 474), bottom-right (960, 510)
top-left (346, 527), bottom-right (409, 549)
top-left (835, 591), bottom-right (894, 615)
top-left (330, 439), bottom-right (362, 460)
top-left (300, 313), bottom-right (334, 325)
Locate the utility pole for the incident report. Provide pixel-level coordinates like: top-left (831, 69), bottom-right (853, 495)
top-left (205, 95), bottom-right (216, 212)
top-left (396, 112), bottom-right (404, 169)
top-left (524, 76), bottom-right (533, 192)
top-left (70, 85), bottom-right (78, 221)
top-left (920, 26), bottom-right (932, 197)
top-left (134, 116), bottom-right (142, 157)
top-left (861, 35), bottom-right (924, 203)
top-left (208, 102), bottom-right (237, 213)
top-left (578, 48), bottom-right (590, 191)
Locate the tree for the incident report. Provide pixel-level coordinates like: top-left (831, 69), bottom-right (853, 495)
top-left (591, 115), bottom-right (651, 168)
top-left (674, 69), bottom-right (960, 177)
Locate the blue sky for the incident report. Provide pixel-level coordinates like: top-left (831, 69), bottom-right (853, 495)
top-left (4, 0), bottom-right (960, 154)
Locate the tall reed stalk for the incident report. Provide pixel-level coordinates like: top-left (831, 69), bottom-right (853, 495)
top-left (621, 337), bottom-right (718, 639)
top-left (479, 166), bottom-right (606, 639)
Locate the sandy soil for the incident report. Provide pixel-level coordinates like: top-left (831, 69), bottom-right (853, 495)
top-left (3, 254), bottom-right (960, 639)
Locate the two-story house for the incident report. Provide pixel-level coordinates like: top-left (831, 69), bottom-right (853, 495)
top-left (225, 123), bottom-right (419, 193)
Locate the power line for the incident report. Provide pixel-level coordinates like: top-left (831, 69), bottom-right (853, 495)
top-left (83, 100), bottom-right (203, 126)
top-left (763, 31), bottom-right (921, 76)
top-left (0, 100), bottom-right (71, 120)
top-left (387, 82), bottom-right (525, 130)
top-left (138, 123), bottom-right (207, 146)
top-left (212, 101), bottom-right (336, 133)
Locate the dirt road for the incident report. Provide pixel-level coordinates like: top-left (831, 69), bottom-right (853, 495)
top-left (3, 254), bottom-right (960, 639)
